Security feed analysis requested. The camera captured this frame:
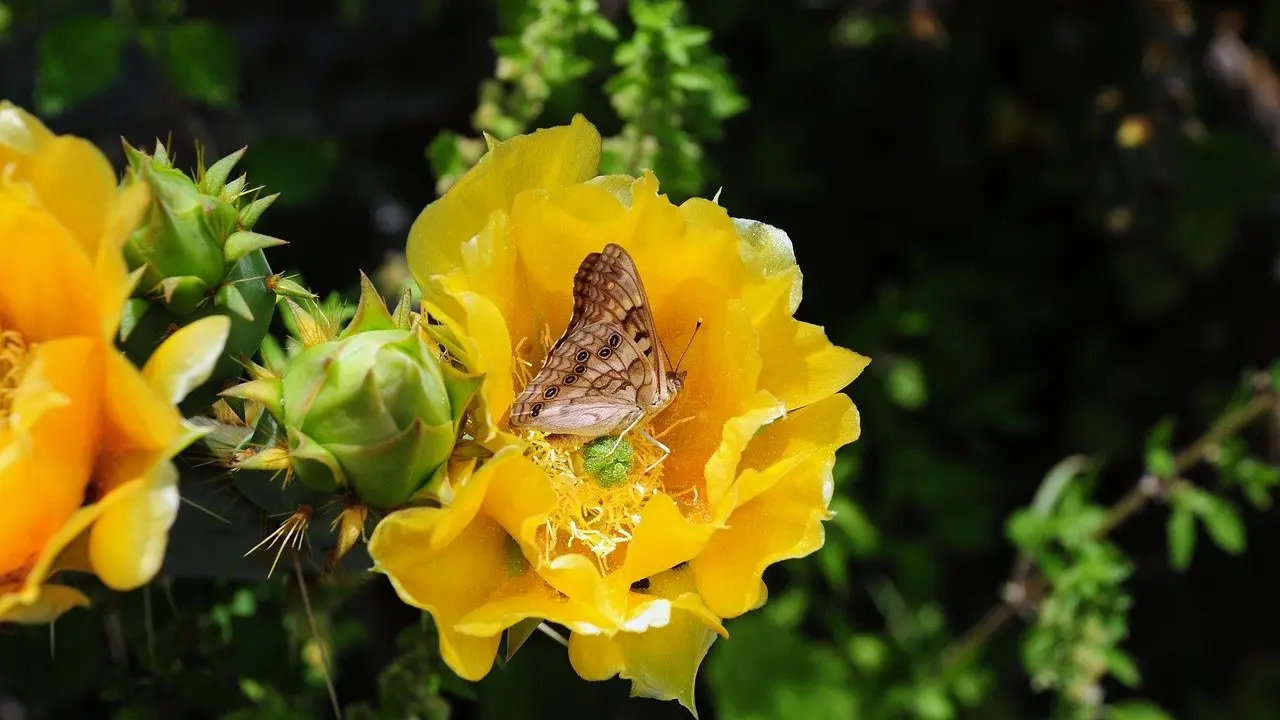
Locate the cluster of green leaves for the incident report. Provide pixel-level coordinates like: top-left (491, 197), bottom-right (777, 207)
top-left (1006, 458), bottom-right (1146, 719)
top-left (429, 0), bottom-right (746, 198)
top-left (31, 2), bottom-right (238, 115)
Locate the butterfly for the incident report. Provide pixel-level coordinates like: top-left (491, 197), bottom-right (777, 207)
top-left (509, 243), bottom-right (694, 467)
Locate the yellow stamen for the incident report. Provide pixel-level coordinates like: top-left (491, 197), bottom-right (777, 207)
top-left (0, 327), bottom-right (32, 425)
top-left (522, 428), bottom-right (666, 572)
top-left (245, 504), bottom-right (313, 578)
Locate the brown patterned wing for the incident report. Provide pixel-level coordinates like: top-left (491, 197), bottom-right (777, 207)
top-left (510, 321), bottom-right (653, 436)
top-left (554, 244), bottom-right (672, 400)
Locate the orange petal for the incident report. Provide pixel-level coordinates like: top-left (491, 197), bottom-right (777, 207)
top-left (369, 507), bottom-right (513, 680)
top-left (693, 454), bottom-right (837, 619)
top-left (0, 337), bottom-right (101, 576)
top-left (745, 269), bottom-right (870, 411)
top-left (0, 187), bottom-right (103, 340)
top-left (88, 462), bottom-right (180, 590)
top-left (97, 350), bottom-right (186, 493)
top-left (407, 115), bottom-right (601, 290)
top-left (660, 299), bottom-right (761, 501)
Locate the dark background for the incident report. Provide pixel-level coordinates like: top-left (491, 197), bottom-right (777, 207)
top-left (4, 0), bottom-right (1280, 718)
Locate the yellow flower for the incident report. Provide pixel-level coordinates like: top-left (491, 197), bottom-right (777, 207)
top-left (0, 102), bottom-right (230, 623)
top-left (370, 115), bottom-right (868, 711)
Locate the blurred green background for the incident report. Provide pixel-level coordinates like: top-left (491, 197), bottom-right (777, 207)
top-left (5, 0), bottom-right (1280, 718)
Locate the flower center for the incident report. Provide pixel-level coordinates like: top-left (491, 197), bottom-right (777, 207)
top-left (521, 428), bottom-right (665, 571)
top-left (513, 330), bottom-right (677, 570)
top-left (0, 326), bottom-right (32, 426)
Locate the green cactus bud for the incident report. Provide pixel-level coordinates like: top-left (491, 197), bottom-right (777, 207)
top-left (231, 281), bottom-right (481, 509)
top-left (276, 328), bottom-right (477, 507)
top-left (118, 141), bottom-right (287, 412)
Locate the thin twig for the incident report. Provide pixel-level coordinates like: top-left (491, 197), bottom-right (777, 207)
top-left (941, 390), bottom-right (1277, 669)
top-left (293, 553), bottom-right (341, 719)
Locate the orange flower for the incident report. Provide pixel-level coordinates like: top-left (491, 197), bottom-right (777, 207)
top-left (370, 116), bottom-right (867, 712)
top-left (0, 102), bottom-right (229, 623)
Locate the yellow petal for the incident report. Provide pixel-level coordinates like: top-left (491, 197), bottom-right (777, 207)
top-left (25, 135), bottom-right (116, 255)
top-left (143, 315), bottom-right (231, 404)
top-left (88, 462), bottom-right (180, 590)
top-left (477, 452), bottom-right (626, 624)
top-left (0, 188), bottom-right (103, 341)
top-left (455, 570), bottom-right (613, 636)
top-left (0, 101), bottom-right (54, 158)
top-left (569, 567), bottom-right (722, 717)
top-left (734, 392), bottom-right (861, 508)
top-left (701, 390), bottom-right (785, 512)
top-left (369, 455), bottom-right (529, 680)
top-left (408, 115), bottom-right (601, 290)
top-left (612, 494), bottom-right (716, 590)
top-left (369, 507), bottom-right (511, 680)
top-left (693, 454), bottom-right (837, 619)
top-left (423, 275), bottom-right (514, 442)
top-left (734, 217), bottom-right (801, 312)
top-left (0, 337), bottom-right (101, 575)
top-left (96, 182), bottom-right (151, 339)
top-left (746, 268), bottom-right (870, 411)
top-left (0, 583), bottom-right (89, 624)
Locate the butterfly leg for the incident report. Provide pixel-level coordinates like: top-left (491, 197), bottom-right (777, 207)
top-left (608, 413), bottom-right (646, 456)
top-left (639, 428), bottom-right (671, 474)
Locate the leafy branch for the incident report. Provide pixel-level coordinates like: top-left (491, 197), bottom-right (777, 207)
top-left (942, 374), bottom-right (1280, 717)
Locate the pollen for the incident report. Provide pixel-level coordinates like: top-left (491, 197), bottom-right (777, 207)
top-left (521, 428), bottom-right (667, 572)
top-left (0, 327), bottom-right (32, 425)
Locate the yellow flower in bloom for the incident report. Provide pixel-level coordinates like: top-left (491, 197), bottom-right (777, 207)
top-left (0, 102), bottom-right (230, 623)
top-left (370, 115), bottom-right (868, 711)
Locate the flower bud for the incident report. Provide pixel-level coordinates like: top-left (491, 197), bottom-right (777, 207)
top-left (225, 276), bottom-right (481, 509)
top-left (118, 142), bottom-right (286, 412)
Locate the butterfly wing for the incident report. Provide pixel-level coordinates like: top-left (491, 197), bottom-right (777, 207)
top-left (510, 321), bottom-right (647, 435)
top-left (561, 244), bottom-right (672, 402)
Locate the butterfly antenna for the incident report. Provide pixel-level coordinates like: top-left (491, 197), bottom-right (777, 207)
top-left (674, 319), bottom-right (703, 372)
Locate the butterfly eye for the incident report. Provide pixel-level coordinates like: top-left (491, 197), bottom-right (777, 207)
top-left (531, 403), bottom-right (543, 417)
top-left (574, 364), bottom-right (586, 374)
top-left (544, 386), bottom-right (558, 399)
top-left (563, 375), bottom-right (577, 385)
top-left (576, 350), bottom-right (589, 363)
top-left (609, 333), bottom-right (621, 348)
top-left (598, 347), bottom-right (612, 359)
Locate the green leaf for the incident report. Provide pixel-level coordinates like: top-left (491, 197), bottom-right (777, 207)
top-left (242, 134), bottom-right (340, 207)
top-left (828, 495), bottom-right (880, 554)
top-left (845, 634), bottom-right (887, 673)
top-left (35, 18), bottom-right (125, 115)
top-left (1109, 699), bottom-right (1175, 720)
top-left (1194, 493), bottom-right (1247, 554)
top-left (1166, 505), bottom-right (1196, 571)
top-left (1105, 647), bottom-right (1141, 687)
top-left (911, 682), bottom-right (955, 720)
top-left (707, 612), bottom-right (856, 720)
top-left (886, 356), bottom-right (928, 410)
top-left (157, 20), bottom-right (240, 106)
top-left (1144, 417), bottom-right (1177, 478)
